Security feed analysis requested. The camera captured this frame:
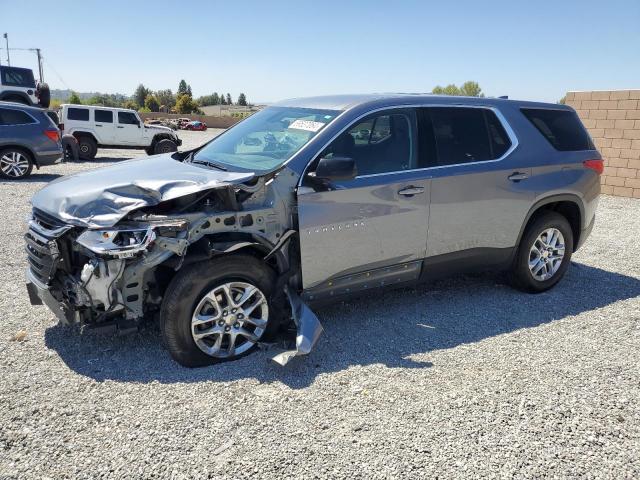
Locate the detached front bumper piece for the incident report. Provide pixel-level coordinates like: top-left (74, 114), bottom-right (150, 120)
top-left (271, 286), bottom-right (324, 366)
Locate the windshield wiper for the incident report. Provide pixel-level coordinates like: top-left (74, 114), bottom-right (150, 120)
top-left (189, 157), bottom-right (228, 171)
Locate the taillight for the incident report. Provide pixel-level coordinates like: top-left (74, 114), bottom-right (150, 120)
top-left (583, 159), bottom-right (604, 175)
top-left (44, 129), bottom-right (60, 142)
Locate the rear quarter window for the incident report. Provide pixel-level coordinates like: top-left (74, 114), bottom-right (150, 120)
top-left (0, 108), bottom-right (36, 125)
top-left (67, 107), bottom-right (90, 121)
top-left (521, 108), bottom-right (594, 151)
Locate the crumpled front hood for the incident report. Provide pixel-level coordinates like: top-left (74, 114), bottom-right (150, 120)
top-left (31, 154), bottom-right (254, 228)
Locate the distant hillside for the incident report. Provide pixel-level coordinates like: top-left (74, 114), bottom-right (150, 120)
top-left (50, 89), bottom-right (129, 102)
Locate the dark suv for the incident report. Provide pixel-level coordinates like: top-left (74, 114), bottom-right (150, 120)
top-left (1, 102), bottom-right (62, 179)
top-left (25, 94), bottom-right (601, 366)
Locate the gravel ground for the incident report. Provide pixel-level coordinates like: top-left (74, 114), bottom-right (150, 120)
top-left (1, 132), bottom-right (639, 479)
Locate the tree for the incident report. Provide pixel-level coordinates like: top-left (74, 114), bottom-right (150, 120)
top-left (186, 85), bottom-right (193, 97)
top-left (558, 95), bottom-right (567, 105)
top-left (219, 92), bottom-right (226, 105)
top-left (67, 92), bottom-right (82, 104)
top-left (226, 93), bottom-right (232, 105)
top-left (432, 81), bottom-right (484, 97)
top-left (175, 93), bottom-right (199, 114)
top-left (156, 89), bottom-right (176, 110)
top-left (197, 93), bottom-right (222, 106)
top-left (86, 93), bottom-right (126, 107)
top-left (144, 94), bottom-right (160, 112)
top-left (237, 93), bottom-right (247, 106)
top-left (459, 81), bottom-right (483, 97)
top-left (133, 84), bottom-right (150, 108)
top-left (177, 80), bottom-right (189, 96)
top-left (123, 100), bottom-right (138, 110)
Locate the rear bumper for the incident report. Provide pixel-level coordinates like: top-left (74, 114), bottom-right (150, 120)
top-left (35, 150), bottom-right (63, 167)
top-left (575, 214), bottom-right (595, 251)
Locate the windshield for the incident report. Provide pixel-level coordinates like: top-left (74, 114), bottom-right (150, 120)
top-left (192, 106), bottom-right (340, 172)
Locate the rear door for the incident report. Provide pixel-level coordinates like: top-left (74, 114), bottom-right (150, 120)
top-left (116, 111), bottom-right (142, 145)
top-left (297, 108), bottom-right (432, 297)
top-left (421, 106), bottom-right (533, 261)
top-left (93, 109), bottom-right (115, 144)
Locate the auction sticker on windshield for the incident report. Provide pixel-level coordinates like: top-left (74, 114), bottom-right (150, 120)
top-left (288, 119), bottom-right (326, 132)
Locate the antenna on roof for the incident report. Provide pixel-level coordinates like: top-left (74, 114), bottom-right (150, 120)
top-left (498, 95), bottom-right (509, 99)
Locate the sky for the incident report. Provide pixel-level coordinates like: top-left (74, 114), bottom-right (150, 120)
top-left (1, 0), bottom-right (639, 104)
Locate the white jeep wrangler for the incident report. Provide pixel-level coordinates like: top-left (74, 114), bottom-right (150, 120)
top-left (0, 65), bottom-right (50, 108)
top-left (59, 104), bottom-right (182, 159)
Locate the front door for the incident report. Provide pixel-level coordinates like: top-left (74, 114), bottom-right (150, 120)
top-left (116, 111), bottom-right (142, 145)
top-left (297, 108), bottom-right (431, 298)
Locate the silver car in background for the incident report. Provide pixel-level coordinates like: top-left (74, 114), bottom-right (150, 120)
top-left (25, 94), bottom-right (601, 366)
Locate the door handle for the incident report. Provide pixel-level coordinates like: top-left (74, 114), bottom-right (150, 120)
top-left (96, 124), bottom-right (102, 127)
top-left (117, 126), bottom-right (124, 128)
top-left (508, 172), bottom-right (529, 182)
top-left (398, 186), bottom-right (425, 196)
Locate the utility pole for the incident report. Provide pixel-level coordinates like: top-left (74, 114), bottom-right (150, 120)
top-left (36, 48), bottom-right (43, 82)
top-left (3, 33), bottom-right (9, 65)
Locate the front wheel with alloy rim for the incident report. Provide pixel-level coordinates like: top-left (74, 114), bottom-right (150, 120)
top-left (160, 255), bottom-right (278, 367)
top-left (0, 148), bottom-right (33, 179)
top-left (510, 211), bottom-right (574, 293)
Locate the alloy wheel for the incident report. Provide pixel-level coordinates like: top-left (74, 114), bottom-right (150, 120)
top-left (191, 281), bottom-right (269, 358)
top-left (0, 151), bottom-right (30, 178)
top-left (528, 228), bottom-right (565, 281)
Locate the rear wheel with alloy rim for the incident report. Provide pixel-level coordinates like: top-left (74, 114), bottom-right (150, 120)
top-left (161, 254), bottom-right (278, 367)
top-left (510, 211), bottom-right (573, 293)
top-left (0, 148), bottom-right (33, 179)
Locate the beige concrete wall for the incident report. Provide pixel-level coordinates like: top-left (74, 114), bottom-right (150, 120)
top-left (565, 90), bottom-right (640, 198)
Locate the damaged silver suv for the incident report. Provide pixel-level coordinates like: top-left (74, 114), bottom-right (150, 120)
top-left (25, 94), bottom-right (601, 367)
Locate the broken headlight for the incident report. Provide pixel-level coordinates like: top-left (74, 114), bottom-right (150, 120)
top-left (76, 226), bottom-right (155, 258)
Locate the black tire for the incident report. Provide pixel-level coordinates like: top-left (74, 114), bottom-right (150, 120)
top-left (62, 136), bottom-right (79, 161)
top-left (145, 147), bottom-right (154, 156)
top-left (160, 255), bottom-right (279, 367)
top-left (36, 82), bottom-right (51, 108)
top-left (0, 148), bottom-right (34, 179)
top-left (154, 138), bottom-right (178, 155)
top-left (77, 136), bottom-right (97, 159)
top-left (510, 211), bottom-right (574, 293)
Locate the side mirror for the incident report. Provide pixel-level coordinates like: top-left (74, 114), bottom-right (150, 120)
top-left (314, 156), bottom-right (357, 181)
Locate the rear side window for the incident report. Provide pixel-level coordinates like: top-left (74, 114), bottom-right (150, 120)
top-left (67, 107), bottom-right (89, 121)
top-left (95, 109), bottom-right (113, 123)
top-left (425, 107), bottom-right (512, 166)
top-left (521, 108), bottom-right (594, 151)
top-left (0, 66), bottom-right (36, 88)
top-left (118, 112), bottom-right (139, 125)
top-left (0, 108), bottom-right (36, 125)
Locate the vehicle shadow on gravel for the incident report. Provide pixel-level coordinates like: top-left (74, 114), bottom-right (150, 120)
top-left (72, 157), bottom-right (134, 164)
top-left (44, 262), bottom-right (640, 389)
top-left (0, 173), bottom-right (62, 184)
